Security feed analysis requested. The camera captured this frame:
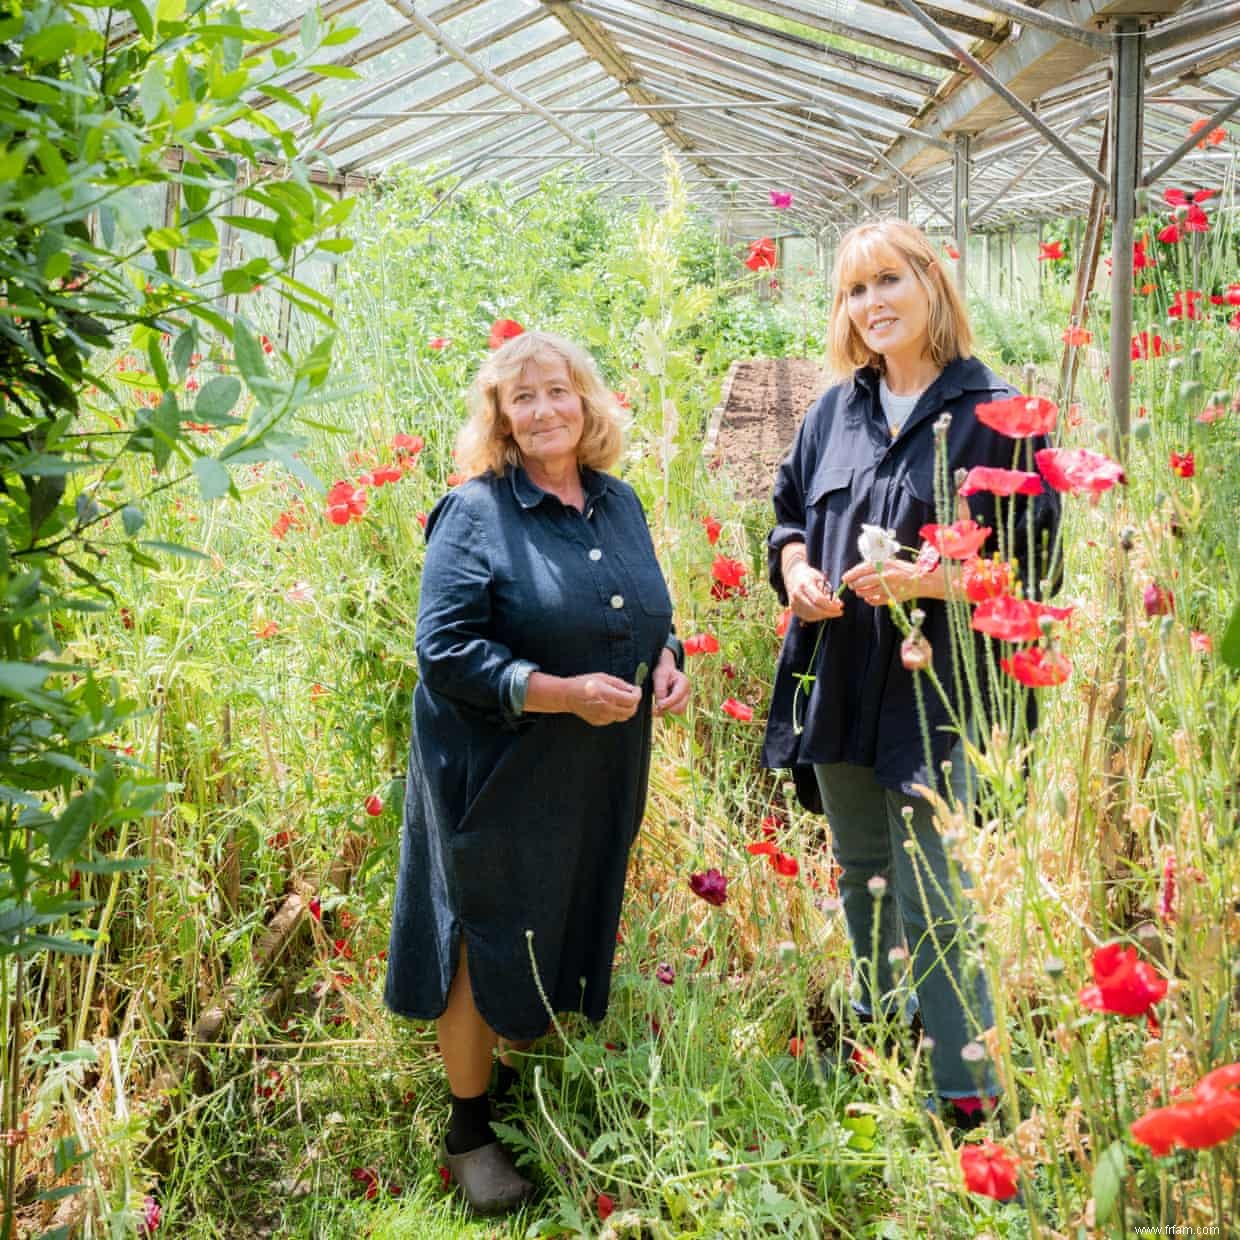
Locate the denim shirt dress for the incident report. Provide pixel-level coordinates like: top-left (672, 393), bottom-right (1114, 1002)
top-left (761, 357), bottom-right (1062, 811)
top-left (384, 465), bottom-right (676, 1040)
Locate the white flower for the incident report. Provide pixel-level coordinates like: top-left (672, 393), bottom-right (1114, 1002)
top-left (858, 523), bottom-right (899, 564)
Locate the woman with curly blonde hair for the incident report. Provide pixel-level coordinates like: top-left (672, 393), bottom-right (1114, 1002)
top-left (385, 329), bottom-right (690, 1214)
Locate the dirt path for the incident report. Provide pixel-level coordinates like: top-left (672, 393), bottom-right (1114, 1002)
top-left (709, 358), bottom-right (828, 502)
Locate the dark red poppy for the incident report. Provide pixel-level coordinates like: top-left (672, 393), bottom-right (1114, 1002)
top-left (683, 633), bottom-right (720, 656)
top-left (1159, 853), bottom-right (1176, 924)
top-left (655, 962), bottom-right (675, 985)
top-left (722, 697), bottom-right (754, 722)
top-left (958, 466), bottom-right (1043, 497)
top-left (918, 520), bottom-right (992, 559)
top-left (1079, 942), bottom-right (1167, 1017)
top-left (1157, 221), bottom-right (1182, 245)
top-left (1038, 241), bottom-right (1064, 261)
top-left (975, 395), bottom-right (1058, 437)
top-left (597, 1192), bottom-right (615, 1220)
top-left (1163, 188), bottom-right (1188, 207)
top-left (689, 868), bottom-right (728, 906)
top-left (962, 557), bottom-right (1013, 603)
top-left (139, 1196), bottom-right (161, 1237)
top-left (1035, 447), bottom-right (1125, 497)
top-left (744, 238), bottom-right (777, 271)
top-left (1169, 451), bottom-right (1194, 478)
top-left (960, 1141), bottom-right (1019, 1201)
top-left (1143, 582), bottom-right (1174, 617)
top-left (309, 897), bottom-right (322, 922)
top-left (701, 515), bottom-right (722, 545)
top-left (1000, 646), bottom-right (1071, 687)
top-left (487, 318), bottom-right (525, 349)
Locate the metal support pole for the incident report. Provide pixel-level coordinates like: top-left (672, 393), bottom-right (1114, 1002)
top-left (953, 134), bottom-right (970, 297)
top-left (897, 181), bottom-right (910, 221)
top-left (1109, 21), bottom-right (1144, 457)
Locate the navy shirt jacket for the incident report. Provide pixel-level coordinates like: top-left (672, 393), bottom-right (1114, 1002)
top-left (762, 356), bottom-right (1062, 812)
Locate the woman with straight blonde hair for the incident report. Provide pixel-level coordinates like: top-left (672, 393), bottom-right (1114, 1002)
top-left (385, 329), bottom-right (690, 1214)
top-left (762, 220), bottom-right (1060, 1123)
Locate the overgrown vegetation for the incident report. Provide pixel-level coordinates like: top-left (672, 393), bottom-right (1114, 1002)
top-left (2, 6), bottom-right (1238, 1237)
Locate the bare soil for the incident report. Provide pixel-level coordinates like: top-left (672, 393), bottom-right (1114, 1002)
top-left (710, 357), bottom-right (828, 502)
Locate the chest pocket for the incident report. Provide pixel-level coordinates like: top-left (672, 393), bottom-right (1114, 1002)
top-left (808, 465), bottom-right (853, 508)
top-left (615, 545), bottom-right (673, 617)
top-left (899, 468), bottom-right (936, 523)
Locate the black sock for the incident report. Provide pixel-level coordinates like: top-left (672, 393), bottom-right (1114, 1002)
top-left (446, 1091), bottom-right (493, 1155)
top-left (494, 1061), bottom-right (519, 1102)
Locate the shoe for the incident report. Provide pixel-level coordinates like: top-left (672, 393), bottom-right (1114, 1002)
top-left (439, 1140), bottom-right (533, 1215)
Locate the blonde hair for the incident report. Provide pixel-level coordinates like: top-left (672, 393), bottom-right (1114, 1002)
top-left (455, 330), bottom-right (625, 479)
top-left (827, 220), bottom-right (973, 379)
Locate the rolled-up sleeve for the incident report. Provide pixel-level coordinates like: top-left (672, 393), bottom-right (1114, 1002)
top-left (767, 416), bottom-right (811, 604)
top-left (416, 492), bottom-right (536, 724)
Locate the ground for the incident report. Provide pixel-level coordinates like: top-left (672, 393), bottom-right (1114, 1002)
top-left (710, 357), bottom-right (828, 500)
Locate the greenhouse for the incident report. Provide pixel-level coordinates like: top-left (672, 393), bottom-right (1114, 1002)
top-left (2, 0), bottom-right (1239, 1235)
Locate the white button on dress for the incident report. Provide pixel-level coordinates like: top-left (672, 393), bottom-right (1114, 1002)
top-left (610, 594), bottom-right (624, 609)
top-left (589, 549), bottom-right (602, 561)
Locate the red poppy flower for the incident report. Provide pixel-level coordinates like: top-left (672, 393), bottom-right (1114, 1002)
top-left (701, 515), bottom-right (722, 545)
top-left (974, 394), bottom-right (1058, 437)
top-left (711, 554), bottom-right (748, 599)
top-left (722, 697), bottom-right (754, 722)
top-left (1143, 582), bottom-right (1174, 617)
top-left (960, 1141), bottom-right (1019, 1201)
top-left (1190, 631), bottom-right (1212, 654)
top-left (683, 633), bottom-right (720, 656)
top-left (689, 868), bottom-right (728, 906)
top-left (445, 472), bottom-right (465, 488)
top-left (789, 1036), bottom-right (804, 1057)
top-left (944, 243), bottom-right (960, 260)
top-left (139, 1196), bottom-right (161, 1238)
top-left (1168, 289), bottom-right (1204, 321)
top-left (1132, 330), bottom-right (1167, 359)
top-left (254, 620), bottom-right (278, 639)
top-left (1193, 188), bottom-right (1217, 203)
top-left (1132, 240), bottom-right (1156, 271)
top-left (1000, 646), bottom-right (1072, 687)
top-left (959, 466), bottom-right (1043, 497)
top-left (1157, 221), bottom-right (1182, 244)
top-left (773, 851), bottom-right (798, 877)
top-left (1169, 450), bottom-right (1195, 478)
top-left (368, 464), bottom-right (403, 487)
top-left (364, 795), bottom-right (383, 816)
top-left (1062, 325), bottom-right (1092, 347)
top-left (1210, 283), bottom-right (1240, 306)
top-left (744, 238), bottom-right (778, 271)
top-left (487, 318), bottom-right (525, 349)
top-left (437, 1165), bottom-right (451, 1190)
top-left (415, 512), bottom-right (428, 529)
top-left (655, 962), bottom-right (675, 985)
top-left (261, 335), bottom-right (275, 355)
top-left (1035, 447), bottom-right (1125, 497)
top-left (326, 480), bottom-right (368, 525)
top-left (308, 897), bottom-right (322, 922)
top-left (776, 607), bottom-right (792, 637)
top-left (1183, 203), bottom-right (1210, 233)
top-left (761, 814), bottom-right (783, 837)
top-left (962, 557), bottom-right (1013, 603)
top-left (918, 520), bottom-right (991, 559)
top-left (971, 595), bottom-right (1043, 642)
top-left (597, 1192), bottom-right (615, 1220)
top-left (1079, 942), bottom-right (1168, 1017)
top-left (393, 433), bottom-right (424, 456)
top-left (428, 336), bottom-right (450, 350)
top-left (1038, 241), bottom-right (1064, 261)
top-left (1163, 188), bottom-right (1188, 207)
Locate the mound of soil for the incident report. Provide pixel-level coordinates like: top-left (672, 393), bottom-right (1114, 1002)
top-left (709, 358), bottom-right (828, 502)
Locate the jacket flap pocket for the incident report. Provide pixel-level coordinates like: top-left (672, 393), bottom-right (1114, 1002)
top-left (808, 465), bottom-right (853, 506)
